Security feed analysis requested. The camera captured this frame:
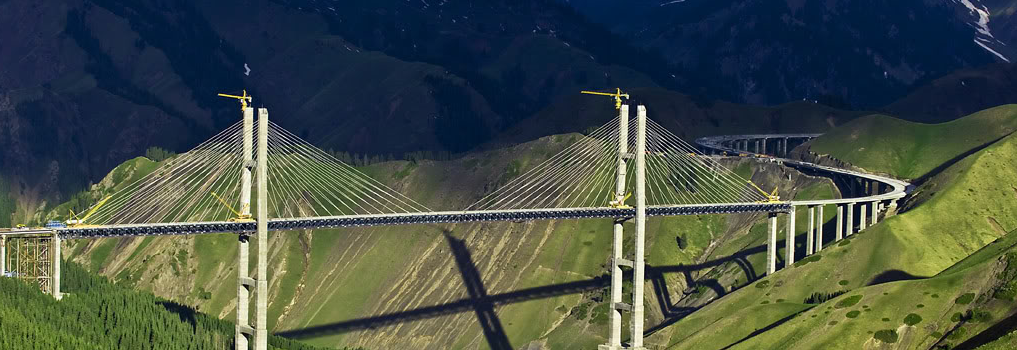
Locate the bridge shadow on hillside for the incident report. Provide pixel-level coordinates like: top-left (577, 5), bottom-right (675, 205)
top-left (275, 235), bottom-right (782, 342)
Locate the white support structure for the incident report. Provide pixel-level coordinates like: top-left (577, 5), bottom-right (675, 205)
top-left (806, 206), bottom-right (815, 255)
top-left (255, 108), bottom-right (269, 350)
top-left (767, 213), bottom-right (777, 274)
top-left (835, 205), bottom-right (844, 241)
top-left (602, 105), bottom-right (628, 350)
top-left (847, 202), bottom-right (855, 236)
top-left (52, 234), bottom-right (61, 300)
top-left (816, 205), bottom-right (824, 252)
top-left (871, 201), bottom-right (878, 225)
top-left (786, 206), bottom-right (796, 266)
top-left (632, 105), bottom-right (648, 349)
top-left (1, 235), bottom-right (5, 276)
top-left (860, 204), bottom-right (867, 231)
top-left (236, 107), bottom-right (254, 349)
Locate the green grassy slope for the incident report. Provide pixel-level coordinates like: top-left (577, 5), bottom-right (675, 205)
top-left (729, 228), bottom-right (1017, 350)
top-left (665, 125), bottom-right (1017, 349)
top-left (807, 105), bottom-right (1017, 179)
top-left (0, 260), bottom-right (335, 350)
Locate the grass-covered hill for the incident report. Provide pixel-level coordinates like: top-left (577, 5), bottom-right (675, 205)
top-left (54, 130), bottom-right (841, 349)
top-left (804, 104), bottom-right (1017, 179)
top-left (0, 260), bottom-right (343, 350)
top-left (661, 118), bottom-right (1017, 349)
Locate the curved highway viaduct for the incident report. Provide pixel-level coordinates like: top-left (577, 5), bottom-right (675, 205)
top-left (696, 134), bottom-right (910, 271)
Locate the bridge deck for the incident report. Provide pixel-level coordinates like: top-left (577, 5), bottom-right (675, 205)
top-left (52, 203), bottom-right (790, 239)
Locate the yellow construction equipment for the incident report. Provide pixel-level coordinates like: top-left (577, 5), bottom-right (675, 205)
top-left (748, 181), bottom-right (781, 203)
top-left (66, 195), bottom-right (112, 226)
top-left (581, 88), bottom-right (630, 110)
top-left (608, 192), bottom-right (633, 209)
top-left (211, 192), bottom-right (254, 222)
top-left (217, 90), bottom-right (253, 111)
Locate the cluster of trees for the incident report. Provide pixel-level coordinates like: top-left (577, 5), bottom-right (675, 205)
top-left (144, 147), bottom-right (177, 163)
top-left (804, 290), bottom-right (847, 304)
top-left (0, 177), bottom-right (14, 227)
top-left (0, 261), bottom-right (360, 350)
top-left (325, 149), bottom-right (454, 167)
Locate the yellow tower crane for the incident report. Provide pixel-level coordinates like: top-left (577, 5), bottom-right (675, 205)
top-left (748, 181), bottom-right (782, 203)
top-left (217, 90), bottom-right (253, 111)
top-left (66, 195), bottom-right (113, 227)
top-left (581, 88), bottom-right (630, 110)
top-left (211, 192), bottom-right (254, 222)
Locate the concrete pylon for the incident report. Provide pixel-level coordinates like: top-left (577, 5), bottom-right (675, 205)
top-left (762, 138), bottom-right (767, 155)
top-left (806, 206), bottom-right (815, 255)
top-left (1, 235), bottom-right (6, 276)
top-left (236, 107), bottom-right (254, 349)
top-left (835, 205), bottom-right (844, 241)
top-left (632, 105), bottom-right (648, 349)
top-left (847, 202), bottom-right (855, 236)
top-left (601, 105), bottom-right (628, 350)
top-left (816, 205), bottom-right (824, 251)
top-left (767, 213), bottom-right (778, 274)
top-left (871, 201), bottom-right (879, 225)
top-left (859, 204), bottom-right (867, 231)
top-left (51, 234), bottom-right (60, 299)
top-left (255, 108), bottom-right (269, 350)
top-left (786, 206), bottom-right (796, 266)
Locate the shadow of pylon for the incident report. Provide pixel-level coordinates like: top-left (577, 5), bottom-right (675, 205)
top-left (445, 233), bottom-right (514, 350)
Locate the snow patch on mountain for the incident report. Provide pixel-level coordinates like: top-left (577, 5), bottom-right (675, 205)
top-left (955, 0), bottom-right (1010, 61)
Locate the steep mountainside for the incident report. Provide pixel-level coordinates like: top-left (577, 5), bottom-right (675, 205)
top-left (882, 63), bottom-right (1017, 122)
top-left (663, 117), bottom-right (1017, 349)
top-left (568, 0), bottom-right (1008, 108)
top-left (0, 0), bottom-right (660, 222)
top-left (803, 104), bottom-right (1017, 179)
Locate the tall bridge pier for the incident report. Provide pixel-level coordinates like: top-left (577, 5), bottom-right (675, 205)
top-left (235, 107), bottom-right (270, 350)
top-left (602, 104), bottom-right (649, 350)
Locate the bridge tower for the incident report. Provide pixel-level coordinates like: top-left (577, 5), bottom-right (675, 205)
top-left (235, 106), bottom-right (270, 350)
top-left (601, 104), bottom-right (648, 350)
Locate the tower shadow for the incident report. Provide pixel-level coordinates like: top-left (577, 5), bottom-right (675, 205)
top-left (445, 233), bottom-right (513, 350)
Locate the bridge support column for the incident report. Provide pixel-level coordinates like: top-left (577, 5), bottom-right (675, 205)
top-left (762, 138), bottom-right (767, 155)
top-left (871, 201), bottom-right (878, 225)
top-left (602, 105), bottom-right (628, 350)
top-left (806, 206), bottom-right (815, 255)
top-left (816, 205), bottom-right (824, 252)
top-left (255, 108), bottom-right (269, 350)
top-left (632, 105), bottom-right (647, 350)
top-left (1, 235), bottom-right (5, 276)
top-left (859, 204), bottom-right (867, 231)
top-left (236, 106), bottom-right (255, 349)
top-left (847, 202), bottom-right (855, 236)
top-left (52, 233), bottom-right (60, 300)
top-left (786, 206), bottom-right (796, 266)
top-left (782, 138), bottom-right (788, 157)
top-left (835, 205), bottom-right (844, 241)
top-left (767, 213), bottom-right (777, 274)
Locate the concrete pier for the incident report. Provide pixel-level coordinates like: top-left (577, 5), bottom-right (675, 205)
top-left (835, 205), bottom-right (844, 241)
top-left (786, 206), bottom-right (796, 266)
top-left (816, 205), bottom-right (824, 252)
top-left (53, 235), bottom-right (61, 299)
top-left (806, 206), bottom-right (815, 255)
top-left (860, 204), bottom-right (867, 231)
top-left (847, 202), bottom-right (855, 236)
top-left (602, 105), bottom-right (628, 350)
top-left (1, 235), bottom-right (5, 275)
top-left (632, 105), bottom-right (647, 349)
top-left (767, 213), bottom-right (778, 274)
top-left (871, 201), bottom-right (879, 225)
top-left (255, 108), bottom-right (269, 350)
top-left (236, 107), bottom-right (254, 349)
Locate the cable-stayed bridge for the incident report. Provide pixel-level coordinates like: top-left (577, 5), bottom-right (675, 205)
top-left (0, 104), bottom-right (905, 350)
